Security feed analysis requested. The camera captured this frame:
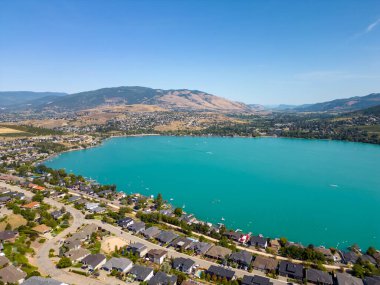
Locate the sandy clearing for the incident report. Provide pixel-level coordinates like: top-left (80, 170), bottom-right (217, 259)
top-left (0, 127), bottom-right (25, 134)
top-left (101, 236), bottom-right (128, 253)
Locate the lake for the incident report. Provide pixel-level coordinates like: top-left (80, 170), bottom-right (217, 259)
top-left (45, 136), bottom-right (380, 249)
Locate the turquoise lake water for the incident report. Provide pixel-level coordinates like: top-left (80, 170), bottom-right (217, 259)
top-left (45, 136), bottom-right (380, 249)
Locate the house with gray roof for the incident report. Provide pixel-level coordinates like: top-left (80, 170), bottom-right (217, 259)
top-left (148, 271), bottom-right (177, 285)
top-left (278, 260), bottom-right (304, 280)
top-left (0, 256), bottom-right (10, 267)
top-left (336, 272), bottom-right (364, 285)
top-left (206, 265), bottom-right (235, 281)
top-left (188, 241), bottom-right (212, 255)
top-left (155, 231), bottom-right (178, 244)
top-left (81, 253), bottom-right (107, 271)
top-left (126, 242), bottom-right (148, 257)
top-left (128, 221), bottom-right (145, 233)
top-left (64, 248), bottom-right (90, 262)
top-left (229, 250), bottom-right (253, 268)
top-left (341, 251), bottom-right (359, 264)
top-left (242, 275), bottom-right (273, 285)
top-left (142, 227), bottom-right (161, 239)
top-left (102, 257), bottom-right (133, 273)
top-left (129, 265), bottom-right (154, 282)
top-left (170, 236), bottom-right (193, 250)
top-left (67, 195), bottom-right (80, 203)
top-left (172, 257), bottom-right (196, 274)
top-left (22, 276), bottom-right (69, 285)
top-left (305, 268), bottom-right (333, 285)
top-left (249, 235), bottom-right (268, 249)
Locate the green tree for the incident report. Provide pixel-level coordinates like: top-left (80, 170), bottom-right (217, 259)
top-left (155, 193), bottom-right (163, 210)
top-left (57, 257), bottom-right (72, 268)
top-left (174, 207), bottom-right (183, 217)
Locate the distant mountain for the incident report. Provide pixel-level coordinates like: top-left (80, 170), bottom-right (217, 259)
top-left (294, 93), bottom-right (380, 112)
top-left (25, 86), bottom-right (252, 112)
top-left (0, 91), bottom-right (67, 108)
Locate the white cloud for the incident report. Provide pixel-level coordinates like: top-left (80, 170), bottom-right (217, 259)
top-left (366, 18), bottom-right (380, 33)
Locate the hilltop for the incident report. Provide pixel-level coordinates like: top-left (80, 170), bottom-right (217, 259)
top-left (2, 86), bottom-right (252, 113)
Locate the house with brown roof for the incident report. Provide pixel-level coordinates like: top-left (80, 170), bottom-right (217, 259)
top-left (146, 249), bottom-right (168, 265)
top-left (0, 264), bottom-right (27, 284)
top-left (205, 246), bottom-right (232, 260)
top-left (32, 224), bottom-right (52, 234)
top-left (269, 239), bottom-right (281, 253)
top-left (251, 256), bottom-right (278, 273)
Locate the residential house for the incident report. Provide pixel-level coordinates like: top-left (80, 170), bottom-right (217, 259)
top-left (188, 242), bottom-right (212, 255)
top-left (224, 231), bottom-right (242, 242)
top-left (341, 251), bottom-right (359, 265)
top-left (205, 246), bottom-right (232, 260)
top-left (142, 227), bottom-right (161, 239)
top-left (172, 257), bottom-right (196, 274)
top-left (206, 265), bottom-right (235, 281)
top-left (32, 224), bottom-right (52, 235)
top-left (360, 255), bottom-right (377, 265)
top-left (229, 250), bottom-right (253, 268)
top-left (22, 276), bottom-right (69, 285)
top-left (0, 256), bottom-right (10, 267)
top-left (64, 248), bottom-right (90, 262)
top-left (155, 231), bottom-right (178, 245)
top-left (315, 247), bottom-right (334, 261)
top-left (127, 222), bottom-right (145, 234)
top-left (0, 196), bottom-right (11, 204)
top-left (102, 257), bottom-right (133, 273)
top-left (249, 236), bottom-right (268, 249)
top-left (170, 237), bottom-right (193, 251)
top-left (278, 260), bottom-right (304, 281)
top-left (21, 201), bottom-right (40, 209)
top-left (0, 230), bottom-right (18, 243)
top-left (129, 265), bottom-right (154, 282)
top-left (146, 249), bottom-right (168, 265)
top-left (126, 242), bottom-right (148, 257)
top-left (336, 272), bottom-right (364, 285)
top-left (51, 210), bottom-right (64, 220)
top-left (85, 202), bottom-right (99, 211)
top-left (0, 264), bottom-right (27, 284)
top-left (118, 217), bottom-right (134, 229)
top-left (268, 239), bottom-right (281, 253)
top-left (149, 271), bottom-right (177, 285)
top-left (241, 275), bottom-right (273, 285)
top-left (251, 256), bottom-right (278, 273)
top-left (67, 196), bottom-right (81, 203)
top-left (305, 269), bottom-right (333, 285)
top-left (363, 276), bottom-right (380, 285)
top-left (81, 254), bottom-right (107, 271)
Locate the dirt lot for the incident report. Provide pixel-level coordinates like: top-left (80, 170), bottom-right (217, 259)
top-left (0, 213), bottom-right (28, 230)
top-left (101, 236), bottom-right (128, 253)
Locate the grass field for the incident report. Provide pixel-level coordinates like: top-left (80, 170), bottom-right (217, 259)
top-left (358, 125), bottom-right (380, 134)
top-left (0, 127), bottom-right (26, 134)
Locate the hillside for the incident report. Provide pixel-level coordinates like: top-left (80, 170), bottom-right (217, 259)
top-left (294, 93), bottom-right (380, 112)
top-left (356, 105), bottom-right (380, 116)
top-left (27, 86), bottom-right (252, 113)
top-left (0, 91), bottom-right (67, 107)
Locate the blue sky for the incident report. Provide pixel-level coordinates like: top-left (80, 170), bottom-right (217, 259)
top-left (0, 0), bottom-right (379, 104)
